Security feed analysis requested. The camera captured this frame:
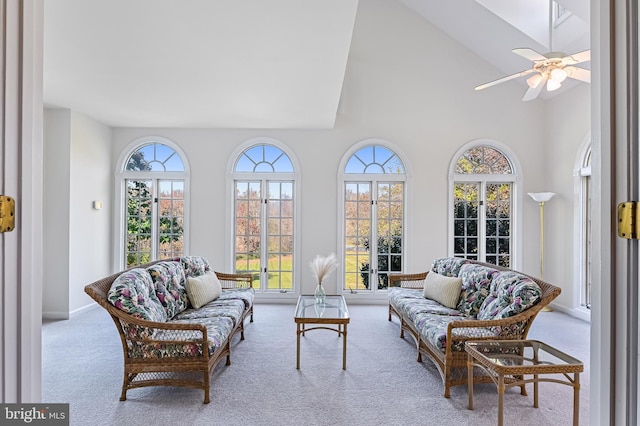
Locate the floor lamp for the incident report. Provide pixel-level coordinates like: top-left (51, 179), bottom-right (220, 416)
top-left (528, 192), bottom-right (555, 311)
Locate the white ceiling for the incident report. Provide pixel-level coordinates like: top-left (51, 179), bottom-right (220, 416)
top-left (398, 0), bottom-right (590, 82)
top-left (43, 0), bottom-right (359, 129)
top-left (42, 0), bottom-right (590, 129)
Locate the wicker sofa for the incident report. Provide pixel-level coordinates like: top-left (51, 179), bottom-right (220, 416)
top-left (84, 256), bottom-right (254, 404)
top-left (388, 257), bottom-right (561, 398)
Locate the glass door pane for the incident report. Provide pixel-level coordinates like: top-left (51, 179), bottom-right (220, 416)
top-left (453, 183), bottom-right (479, 260)
top-left (125, 179), bottom-right (153, 267)
top-left (158, 180), bottom-right (184, 260)
top-left (235, 181), bottom-right (262, 288)
top-left (376, 182), bottom-right (404, 289)
top-left (266, 181), bottom-right (294, 291)
top-left (344, 182), bottom-right (371, 291)
top-left (485, 182), bottom-right (511, 267)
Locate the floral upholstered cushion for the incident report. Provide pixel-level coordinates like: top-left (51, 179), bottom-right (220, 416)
top-left (422, 272), bottom-right (463, 309)
top-left (185, 271), bottom-right (222, 309)
top-left (218, 288), bottom-right (255, 309)
top-left (476, 271), bottom-right (542, 320)
top-left (107, 268), bottom-right (167, 322)
top-left (180, 256), bottom-right (211, 277)
top-left (127, 316), bottom-right (235, 358)
top-left (389, 288), bottom-right (463, 320)
top-left (456, 263), bottom-right (500, 318)
top-left (173, 298), bottom-right (246, 326)
top-left (147, 261), bottom-right (189, 318)
top-left (389, 287), bottom-right (427, 313)
top-left (430, 257), bottom-right (469, 277)
top-left (413, 312), bottom-right (496, 352)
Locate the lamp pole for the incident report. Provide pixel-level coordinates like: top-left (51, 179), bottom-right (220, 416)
top-left (537, 200), bottom-right (547, 279)
top-left (528, 192), bottom-right (556, 280)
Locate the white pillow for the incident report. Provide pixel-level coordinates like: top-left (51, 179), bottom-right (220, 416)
top-left (185, 271), bottom-right (222, 309)
top-left (423, 271), bottom-right (463, 309)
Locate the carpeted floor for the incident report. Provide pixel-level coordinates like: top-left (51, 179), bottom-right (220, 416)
top-left (42, 303), bottom-right (590, 425)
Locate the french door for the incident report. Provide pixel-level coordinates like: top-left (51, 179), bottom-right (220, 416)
top-left (453, 181), bottom-right (512, 267)
top-left (125, 178), bottom-right (184, 267)
top-left (234, 180), bottom-right (294, 292)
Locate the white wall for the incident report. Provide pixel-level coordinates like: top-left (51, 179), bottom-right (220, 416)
top-left (544, 84), bottom-right (591, 315)
top-left (109, 0), bottom-right (569, 301)
top-left (43, 109), bottom-right (112, 318)
top-left (43, 109), bottom-right (71, 318)
top-left (68, 111), bottom-right (113, 313)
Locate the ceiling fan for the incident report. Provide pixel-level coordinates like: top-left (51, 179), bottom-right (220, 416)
top-left (474, 48), bottom-right (591, 101)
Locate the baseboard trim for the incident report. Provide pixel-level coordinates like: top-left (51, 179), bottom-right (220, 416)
top-left (43, 302), bottom-right (100, 321)
top-left (549, 303), bottom-right (591, 323)
top-left (42, 311), bottom-right (69, 320)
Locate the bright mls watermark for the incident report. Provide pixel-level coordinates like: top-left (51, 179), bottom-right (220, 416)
top-left (1, 404), bottom-right (68, 425)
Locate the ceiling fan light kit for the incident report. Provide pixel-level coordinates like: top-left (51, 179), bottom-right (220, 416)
top-left (474, 1), bottom-right (590, 101)
top-left (475, 48), bottom-right (590, 101)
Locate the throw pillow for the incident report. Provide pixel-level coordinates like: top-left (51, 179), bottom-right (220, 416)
top-left (423, 271), bottom-right (463, 309)
top-left (185, 271), bottom-right (222, 309)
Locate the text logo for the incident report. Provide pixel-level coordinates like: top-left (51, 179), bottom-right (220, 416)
top-left (1, 404), bottom-right (68, 425)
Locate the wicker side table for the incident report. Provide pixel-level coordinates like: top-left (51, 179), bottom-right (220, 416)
top-left (465, 340), bottom-right (583, 426)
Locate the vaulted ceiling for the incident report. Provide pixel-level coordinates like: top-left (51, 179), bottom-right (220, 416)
top-left (43, 0), bottom-right (590, 129)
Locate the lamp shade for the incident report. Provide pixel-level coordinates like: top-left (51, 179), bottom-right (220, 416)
top-left (528, 192), bottom-right (556, 202)
top-left (546, 79), bottom-right (562, 91)
top-left (550, 68), bottom-right (568, 83)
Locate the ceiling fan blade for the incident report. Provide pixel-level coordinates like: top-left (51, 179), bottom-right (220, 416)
top-left (563, 50), bottom-right (591, 65)
top-left (512, 48), bottom-right (548, 62)
top-left (475, 69), bottom-right (534, 91)
top-left (521, 74), bottom-right (547, 101)
top-left (565, 66), bottom-right (591, 83)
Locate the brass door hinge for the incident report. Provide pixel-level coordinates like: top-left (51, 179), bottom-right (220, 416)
top-left (618, 202), bottom-right (640, 239)
top-left (0, 196), bottom-right (15, 232)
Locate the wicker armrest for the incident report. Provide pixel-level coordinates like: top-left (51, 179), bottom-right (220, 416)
top-left (109, 305), bottom-right (208, 341)
top-left (388, 272), bottom-right (428, 289)
top-left (108, 307), bottom-right (217, 362)
top-left (445, 303), bottom-right (548, 350)
top-left (113, 308), bottom-right (206, 333)
top-left (215, 271), bottom-right (253, 289)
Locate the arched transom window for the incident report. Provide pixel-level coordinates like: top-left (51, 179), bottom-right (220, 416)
top-left (451, 144), bottom-right (517, 267)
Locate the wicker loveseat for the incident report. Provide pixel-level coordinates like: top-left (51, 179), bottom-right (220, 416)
top-left (84, 256), bottom-right (254, 404)
top-left (388, 257), bottom-right (561, 398)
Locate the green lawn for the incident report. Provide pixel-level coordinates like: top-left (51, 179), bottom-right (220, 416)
top-left (235, 251), bottom-right (370, 291)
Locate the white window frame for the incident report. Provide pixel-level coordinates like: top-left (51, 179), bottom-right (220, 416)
top-left (448, 139), bottom-right (523, 270)
top-left (114, 136), bottom-right (191, 270)
top-left (572, 134), bottom-right (592, 321)
top-left (226, 137), bottom-right (301, 297)
top-left (338, 139), bottom-right (412, 299)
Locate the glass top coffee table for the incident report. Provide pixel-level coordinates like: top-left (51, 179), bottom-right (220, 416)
top-left (294, 295), bottom-right (350, 370)
top-left (465, 340), bottom-right (584, 426)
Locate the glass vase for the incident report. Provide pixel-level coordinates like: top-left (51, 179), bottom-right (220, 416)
top-left (314, 282), bottom-right (326, 304)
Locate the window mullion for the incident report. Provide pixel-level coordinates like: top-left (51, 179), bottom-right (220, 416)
top-left (479, 182), bottom-right (487, 262)
top-left (151, 179), bottom-right (159, 260)
top-left (261, 179), bottom-right (268, 291)
top-left (371, 181), bottom-right (378, 286)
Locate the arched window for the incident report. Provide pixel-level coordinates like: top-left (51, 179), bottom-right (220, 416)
top-left (340, 142), bottom-right (407, 293)
top-left (574, 141), bottom-right (592, 313)
top-left (117, 138), bottom-right (189, 268)
top-left (449, 142), bottom-right (519, 267)
top-left (231, 140), bottom-right (298, 293)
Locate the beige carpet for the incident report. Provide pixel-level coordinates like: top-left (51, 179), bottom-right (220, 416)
top-left (42, 303), bottom-right (590, 425)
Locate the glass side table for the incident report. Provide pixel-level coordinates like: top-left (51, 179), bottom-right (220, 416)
top-left (465, 340), bottom-right (583, 426)
top-left (294, 295), bottom-right (350, 370)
